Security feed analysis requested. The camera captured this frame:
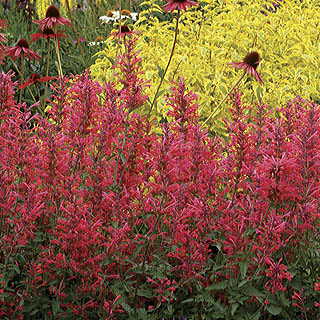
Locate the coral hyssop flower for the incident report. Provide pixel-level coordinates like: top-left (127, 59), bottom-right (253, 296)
top-left (164, 0), bottom-right (198, 12)
top-left (230, 51), bottom-right (263, 83)
top-left (33, 5), bottom-right (71, 31)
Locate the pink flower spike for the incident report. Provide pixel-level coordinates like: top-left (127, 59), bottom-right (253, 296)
top-left (230, 51), bottom-right (263, 83)
top-left (164, 0), bottom-right (198, 12)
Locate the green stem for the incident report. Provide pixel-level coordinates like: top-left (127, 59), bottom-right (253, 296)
top-left (149, 10), bottom-right (180, 116)
top-left (203, 71), bottom-right (246, 126)
top-left (45, 40), bottom-right (51, 78)
top-left (10, 58), bottom-right (43, 114)
top-left (43, 40), bottom-right (52, 108)
top-left (54, 38), bottom-right (63, 77)
top-left (19, 57), bottom-right (24, 103)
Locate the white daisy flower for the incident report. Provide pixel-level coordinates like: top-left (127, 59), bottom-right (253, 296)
top-left (130, 12), bottom-right (138, 21)
top-left (99, 16), bottom-right (116, 24)
top-left (99, 10), bottom-right (138, 24)
top-left (88, 41), bottom-right (105, 47)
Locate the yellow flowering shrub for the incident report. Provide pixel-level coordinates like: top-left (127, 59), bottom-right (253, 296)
top-left (35, 0), bottom-right (83, 18)
top-left (36, 0), bottom-right (53, 18)
top-left (91, 0), bottom-right (320, 132)
top-left (60, 0), bottom-right (75, 16)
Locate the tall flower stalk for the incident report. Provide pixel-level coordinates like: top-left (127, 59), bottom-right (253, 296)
top-left (149, 1), bottom-right (198, 115)
top-left (6, 39), bottom-right (40, 102)
top-left (33, 5), bottom-right (71, 78)
top-left (203, 71), bottom-right (246, 125)
top-left (149, 10), bottom-right (180, 115)
top-left (204, 51), bottom-right (263, 125)
top-left (54, 35), bottom-right (63, 77)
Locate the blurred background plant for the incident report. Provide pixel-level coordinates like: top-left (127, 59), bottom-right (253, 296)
top-left (0, 0), bottom-right (144, 106)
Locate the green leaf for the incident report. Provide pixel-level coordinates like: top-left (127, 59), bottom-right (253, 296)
top-left (278, 292), bottom-right (290, 307)
top-left (239, 261), bottom-right (248, 279)
top-left (250, 311), bottom-right (261, 320)
top-left (155, 89), bottom-right (166, 100)
top-left (106, 56), bottom-right (115, 66)
top-left (30, 309), bottom-right (39, 316)
top-left (238, 279), bottom-right (248, 288)
top-left (121, 301), bottom-right (134, 314)
top-left (119, 152), bottom-right (126, 164)
top-left (207, 281), bottom-right (228, 290)
top-left (157, 65), bottom-right (165, 79)
top-left (182, 298), bottom-right (194, 304)
top-left (137, 288), bottom-right (153, 298)
top-left (213, 300), bottom-right (226, 312)
top-left (255, 86), bottom-right (264, 103)
top-left (242, 286), bottom-right (264, 297)
top-left (231, 303), bottom-right (239, 316)
top-left (52, 300), bottom-right (60, 316)
top-left (13, 264), bottom-right (20, 274)
top-left (267, 304), bottom-right (283, 316)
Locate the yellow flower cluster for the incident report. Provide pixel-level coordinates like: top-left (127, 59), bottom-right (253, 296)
top-left (91, 0), bottom-right (320, 132)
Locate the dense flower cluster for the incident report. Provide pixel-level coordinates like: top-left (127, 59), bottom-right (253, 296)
top-left (0, 20), bottom-right (6, 64)
top-left (0, 57), bottom-right (319, 317)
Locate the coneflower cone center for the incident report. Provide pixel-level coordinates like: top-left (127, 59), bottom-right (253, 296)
top-left (46, 5), bottom-right (60, 18)
top-left (43, 28), bottom-right (55, 35)
top-left (243, 51), bottom-right (260, 69)
top-left (120, 25), bottom-right (130, 33)
top-left (17, 39), bottom-right (29, 48)
top-left (121, 9), bottom-right (131, 15)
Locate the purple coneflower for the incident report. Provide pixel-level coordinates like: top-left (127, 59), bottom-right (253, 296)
top-left (7, 39), bottom-right (41, 61)
top-left (204, 51), bottom-right (264, 125)
top-left (33, 5), bottom-right (71, 31)
top-left (230, 51), bottom-right (263, 83)
top-left (31, 28), bottom-right (66, 42)
top-left (19, 73), bottom-right (56, 89)
top-left (164, 0), bottom-right (198, 12)
top-left (112, 25), bottom-right (134, 38)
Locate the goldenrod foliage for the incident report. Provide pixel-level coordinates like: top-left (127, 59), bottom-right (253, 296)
top-left (36, 0), bottom-right (52, 18)
top-left (91, 0), bottom-right (320, 131)
top-left (60, 0), bottom-right (74, 16)
top-left (35, 0), bottom-right (78, 18)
